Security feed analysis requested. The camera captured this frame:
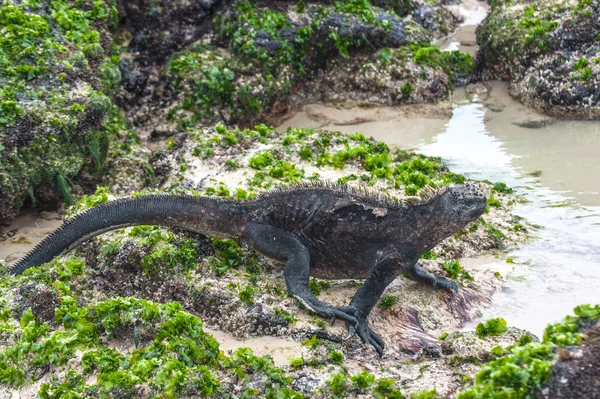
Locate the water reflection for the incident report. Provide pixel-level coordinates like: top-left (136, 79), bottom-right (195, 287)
top-left (407, 84), bottom-right (600, 336)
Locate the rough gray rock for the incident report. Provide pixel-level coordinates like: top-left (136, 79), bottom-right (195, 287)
top-left (476, 0), bottom-right (600, 118)
top-left (537, 321), bottom-right (600, 399)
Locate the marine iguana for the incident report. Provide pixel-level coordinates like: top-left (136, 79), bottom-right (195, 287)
top-left (9, 182), bottom-right (487, 355)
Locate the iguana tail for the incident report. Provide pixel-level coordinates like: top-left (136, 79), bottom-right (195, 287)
top-left (9, 194), bottom-right (247, 275)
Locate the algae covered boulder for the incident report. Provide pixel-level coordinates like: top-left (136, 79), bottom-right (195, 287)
top-left (154, 0), bottom-right (433, 129)
top-left (458, 304), bottom-right (600, 399)
top-left (0, 0), bottom-right (123, 225)
top-left (128, 0), bottom-right (472, 138)
top-left (538, 308), bottom-right (600, 399)
top-left (477, 0), bottom-right (600, 118)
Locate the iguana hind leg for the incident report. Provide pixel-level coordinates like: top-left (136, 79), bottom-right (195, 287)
top-left (409, 262), bottom-right (458, 293)
top-left (242, 222), bottom-right (359, 327)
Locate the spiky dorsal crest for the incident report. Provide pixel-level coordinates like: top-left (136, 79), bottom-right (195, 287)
top-left (256, 180), bottom-right (448, 209)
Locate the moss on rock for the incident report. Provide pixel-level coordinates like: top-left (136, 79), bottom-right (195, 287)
top-left (0, 0), bottom-right (122, 225)
top-left (125, 0), bottom-right (474, 139)
top-left (476, 0), bottom-right (600, 118)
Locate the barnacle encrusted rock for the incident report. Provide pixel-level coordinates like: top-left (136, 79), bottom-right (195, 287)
top-left (119, 0), bottom-right (472, 141)
top-left (476, 0), bottom-right (600, 118)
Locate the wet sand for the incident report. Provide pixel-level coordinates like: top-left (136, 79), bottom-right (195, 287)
top-left (0, 211), bottom-right (62, 264)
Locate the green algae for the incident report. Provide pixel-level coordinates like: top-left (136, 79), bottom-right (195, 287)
top-left (68, 186), bottom-right (113, 214)
top-left (411, 389), bottom-right (439, 399)
top-left (378, 295), bottom-right (398, 311)
top-left (442, 260), bottom-right (473, 281)
top-left (0, 0), bottom-right (126, 221)
top-left (187, 1), bottom-right (468, 125)
top-left (475, 318), bottom-right (508, 338)
top-left (139, 239), bottom-right (199, 275)
top-left (458, 306), bottom-right (600, 399)
top-left (209, 238), bottom-right (259, 276)
top-left (274, 308), bottom-right (297, 324)
top-left (0, 260), bottom-right (309, 397)
top-left (170, 124), bottom-right (468, 201)
top-left (308, 279), bottom-right (332, 296)
top-left (322, 370), bottom-right (405, 398)
top-left (479, 0), bottom-right (570, 69)
top-left (163, 43), bottom-right (289, 128)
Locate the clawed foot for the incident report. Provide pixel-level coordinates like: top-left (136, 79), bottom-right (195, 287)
top-left (433, 276), bottom-right (459, 294)
top-left (295, 294), bottom-right (360, 327)
top-left (295, 295), bottom-right (386, 356)
top-left (347, 312), bottom-right (386, 356)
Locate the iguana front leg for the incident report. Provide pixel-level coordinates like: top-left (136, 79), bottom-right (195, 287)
top-left (242, 222), bottom-right (360, 326)
top-left (349, 257), bottom-right (459, 355)
top-left (347, 249), bottom-right (409, 355)
top-left (408, 262), bottom-right (458, 293)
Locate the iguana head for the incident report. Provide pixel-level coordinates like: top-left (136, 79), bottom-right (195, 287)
top-left (399, 183), bottom-right (487, 255)
top-left (441, 183), bottom-right (487, 224)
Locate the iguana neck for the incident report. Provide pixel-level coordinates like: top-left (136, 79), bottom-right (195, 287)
top-left (9, 195), bottom-right (248, 275)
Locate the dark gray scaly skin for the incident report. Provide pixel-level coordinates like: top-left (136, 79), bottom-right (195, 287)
top-left (8, 182), bottom-right (487, 355)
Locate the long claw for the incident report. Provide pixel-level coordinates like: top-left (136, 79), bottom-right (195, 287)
top-left (347, 325), bottom-right (356, 338)
top-left (370, 338), bottom-right (384, 356)
top-left (369, 328), bottom-right (385, 349)
top-left (345, 316), bottom-right (386, 356)
top-left (330, 317), bottom-right (336, 326)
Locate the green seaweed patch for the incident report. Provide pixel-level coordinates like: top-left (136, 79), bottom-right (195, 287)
top-left (478, 0), bottom-right (564, 69)
top-left (68, 186), bottom-right (113, 214)
top-left (412, 389), bottom-right (440, 398)
top-left (491, 182), bottom-right (513, 194)
top-left (475, 318), bottom-right (508, 338)
top-left (454, 306), bottom-right (600, 399)
top-left (214, 0), bottom-right (402, 74)
top-left (0, 264), bottom-right (310, 399)
top-left (543, 304), bottom-right (600, 346)
top-left (95, 226), bottom-right (202, 277)
top-left (211, 0), bottom-right (431, 116)
top-left (220, 347), bottom-right (305, 397)
top-left (411, 45), bottom-right (473, 86)
top-left (351, 370), bottom-right (376, 391)
top-left (274, 308), bottom-right (297, 324)
top-left (442, 260), bottom-right (474, 281)
top-left (139, 239), bottom-right (199, 275)
top-left (0, 0), bottom-right (116, 128)
top-left (0, 295), bottom-right (220, 393)
top-left (327, 350), bottom-right (344, 365)
top-left (519, 16), bottom-right (558, 50)
top-left (421, 250), bottom-right (438, 260)
top-left (378, 295), bottom-right (398, 311)
top-left (164, 42), bottom-right (292, 127)
top-left (180, 124), bottom-right (470, 200)
top-left (322, 369), bottom-right (405, 398)
top-left (487, 196), bottom-right (501, 208)
top-left (209, 238), bottom-right (260, 276)
top-left (571, 57), bottom-right (593, 82)
top-left (309, 278), bottom-right (332, 296)
top-left (187, 123), bottom-right (273, 161)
